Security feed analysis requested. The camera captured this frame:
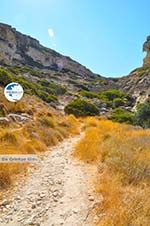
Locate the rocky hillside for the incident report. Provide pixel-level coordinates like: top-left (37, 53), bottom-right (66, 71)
top-left (117, 68), bottom-right (150, 108)
top-left (0, 23), bottom-right (102, 80)
top-left (0, 22), bottom-right (149, 113)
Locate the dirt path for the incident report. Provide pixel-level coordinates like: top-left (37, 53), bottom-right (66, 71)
top-left (0, 135), bottom-right (98, 226)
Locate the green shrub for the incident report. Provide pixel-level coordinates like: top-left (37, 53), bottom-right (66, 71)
top-left (98, 89), bottom-right (134, 108)
top-left (7, 65), bottom-right (41, 77)
top-left (79, 91), bottom-right (99, 99)
top-left (134, 101), bottom-right (150, 128)
top-left (40, 79), bottom-right (66, 95)
top-left (37, 90), bottom-right (58, 103)
top-left (99, 89), bottom-right (127, 101)
top-left (113, 98), bottom-right (125, 107)
top-left (110, 108), bottom-right (134, 123)
top-left (17, 78), bottom-right (58, 103)
top-left (0, 68), bottom-right (14, 85)
top-left (17, 77), bottom-right (41, 94)
top-left (64, 99), bottom-right (99, 117)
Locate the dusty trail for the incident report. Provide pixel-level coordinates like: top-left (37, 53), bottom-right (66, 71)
top-left (0, 135), bottom-right (98, 226)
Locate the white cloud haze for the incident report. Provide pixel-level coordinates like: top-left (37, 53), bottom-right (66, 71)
top-left (48, 28), bottom-right (54, 38)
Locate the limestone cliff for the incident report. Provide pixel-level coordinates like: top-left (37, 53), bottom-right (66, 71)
top-left (0, 23), bottom-right (99, 80)
top-left (143, 35), bottom-right (150, 66)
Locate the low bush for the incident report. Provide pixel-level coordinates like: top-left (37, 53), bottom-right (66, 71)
top-left (110, 108), bottom-right (134, 123)
top-left (79, 90), bottom-right (99, 99)
top-left (64, 99), bottom-right (99, 117)
top-left (113, 97), bottom-right (125, 107)
top-left (97, 89), bottom-right (134, 108)
top-left (39, 79), bottom-right (67, 95)
top-left (134, 101), bottom-right (150, 128)
top-left (0, 68), bottom-right (14, 85)
top-left (99, 89), bottom-right (127, 101)
top-left (37, 90), bottom-right (58, 103)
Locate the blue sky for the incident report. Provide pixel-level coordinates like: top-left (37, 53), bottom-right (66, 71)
top-left (0, 0), bottom-right (150, 77)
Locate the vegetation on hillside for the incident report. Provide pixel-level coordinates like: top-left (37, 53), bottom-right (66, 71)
top-left (74, 118), bottom-right (150, 226)
top-left (0, 67), bottom-right (67, 103)
top-left (65, 91), bottom-right (135, 124)
top-left (64, 98), bottom-right (99, 117)
top-left (131, 66), bottom-right (150, 77)
top-left (79, 90), bottom-right (99, 99)
top-left (79, 89), bottom-right (133, 108)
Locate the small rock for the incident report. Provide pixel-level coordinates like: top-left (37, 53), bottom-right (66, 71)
top-left (37, 201), bottom-right (41, 206)
top-left (31, 203), bottom-right (36, 209)
top-left (49, 180), bottom-right (54, 185)
top-left (45, 206), bottom-right (49, 211)
top-left (15, 195), bottom-right (21, 201)
top-left (56, 179), bottom-right (62, 184)
top-left (0, 199), bottom-right (10, 206)
top-left (73, 209), bottom-right (78, 214)
top-left (5, 215), bottom-right (12, 221)
top-left (24, 218), bottom-right (34, 225)
top-left (89, 196), bottom-right (94, 201)
top-left (39, 193), bottom-right (45, 198)
top-left (13, 207), bottom-right (17, 212)
top-left (53, 191), bottom-right (58, 197)
top-left (53, 197), bottom-right (58, 202)
top-left (5, 204), bottom-right (11, 209)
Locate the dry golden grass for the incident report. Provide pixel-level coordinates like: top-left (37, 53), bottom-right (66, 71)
top-left (74, 127), bottom-right (101, 162)
top-left (0, 91), bottom-right (80, 195)
top-left (74, 118), bottom-right (150, 226)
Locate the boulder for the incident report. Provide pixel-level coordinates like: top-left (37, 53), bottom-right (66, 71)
top-left (8, 113), bottom-right (31, 123)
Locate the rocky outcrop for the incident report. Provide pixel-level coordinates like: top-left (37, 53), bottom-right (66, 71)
top-left (143, 35), bottom-right (150, 66)
top-left (0, 23), bottom-right (100, 80)
top-left (117, 72), bottom-right (150, 108)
